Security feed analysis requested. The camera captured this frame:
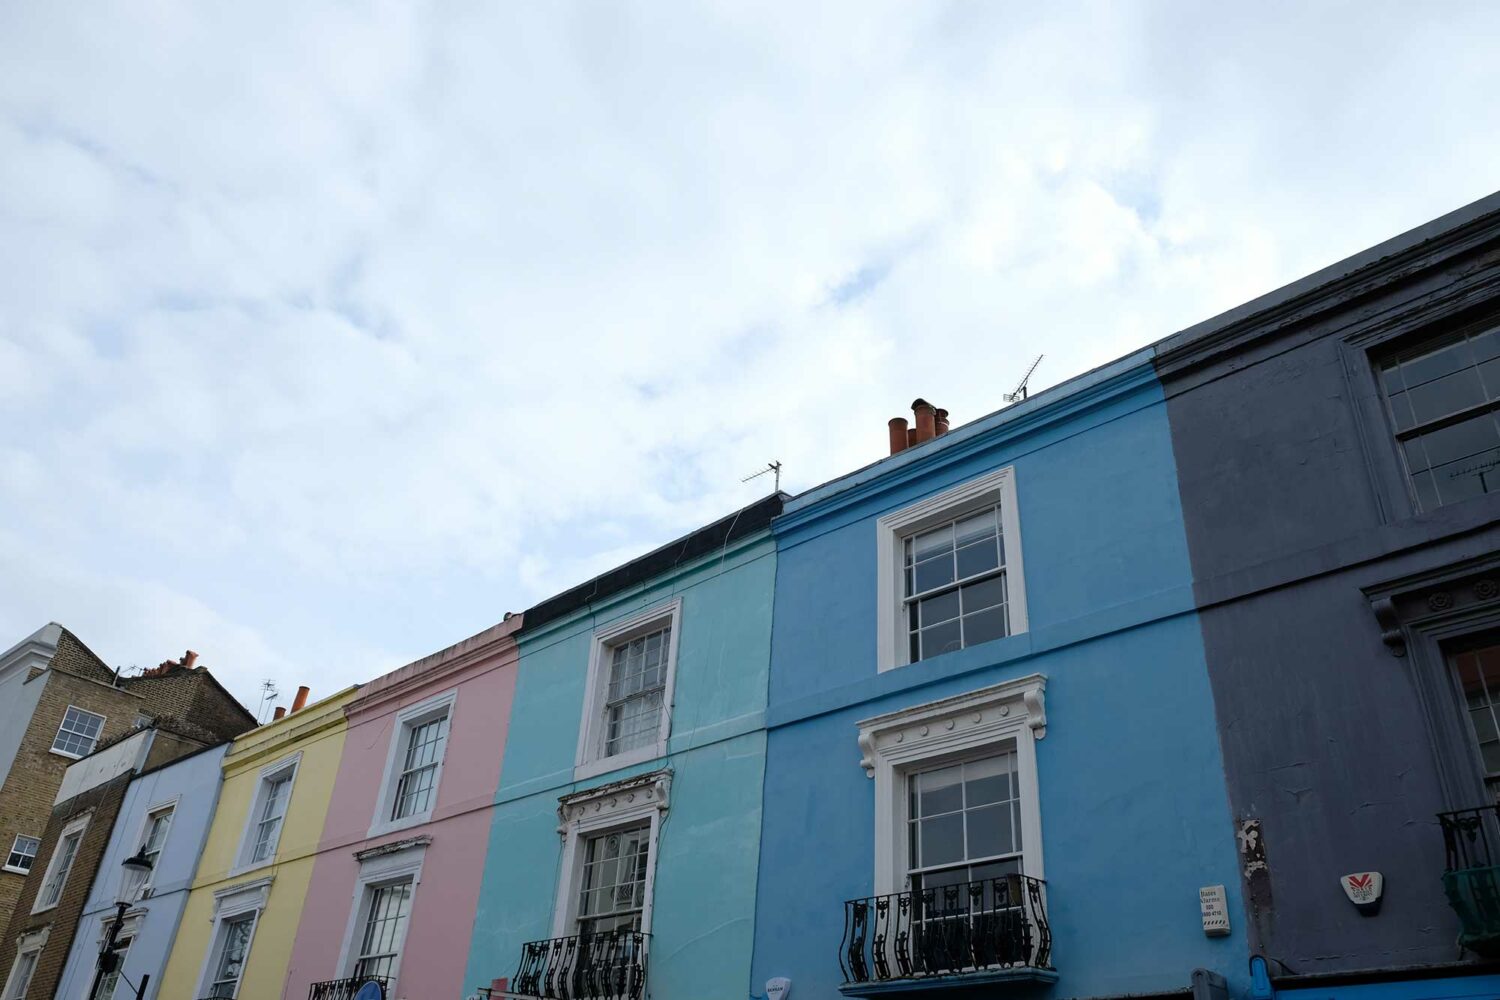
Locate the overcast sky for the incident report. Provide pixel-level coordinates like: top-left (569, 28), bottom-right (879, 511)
top-left (2, 2), bottom-right (1497, 716)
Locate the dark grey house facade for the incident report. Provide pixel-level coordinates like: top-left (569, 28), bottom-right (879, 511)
top-left (1155, 191), bottom-right (1500, 999)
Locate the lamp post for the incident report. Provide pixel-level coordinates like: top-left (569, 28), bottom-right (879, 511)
top-left (87, 852), bottom-right (153, 1000)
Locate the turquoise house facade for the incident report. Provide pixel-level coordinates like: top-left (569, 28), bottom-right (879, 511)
top-left (464, 496), bottom-right (783, 999)
top-left (750, 361), bottom-right (1250, 1000)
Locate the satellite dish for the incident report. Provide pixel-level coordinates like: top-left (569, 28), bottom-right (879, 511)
top-left (352, 981), bottom-right (386, 1000)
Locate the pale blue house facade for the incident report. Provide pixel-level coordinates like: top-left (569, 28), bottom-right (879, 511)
top-left (53, 743), bottom-right (228, 1000)
top-left (463, 496), bottom-right (783, 1000)
top-left (750, 359), bottom-right (1249, 1000)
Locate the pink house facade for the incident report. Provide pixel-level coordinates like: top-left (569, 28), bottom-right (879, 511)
top-left (284, 616), bottom-right (521, 1000)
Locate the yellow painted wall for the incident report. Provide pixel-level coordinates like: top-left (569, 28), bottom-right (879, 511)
top-left (158, 688), bottom-right (357, 1000)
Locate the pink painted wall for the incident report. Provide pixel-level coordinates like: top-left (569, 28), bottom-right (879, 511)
top-left (284, 617), bottom-right (520, 1000)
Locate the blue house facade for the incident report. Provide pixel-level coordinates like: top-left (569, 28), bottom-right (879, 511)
top-left (751, 360), bottom-right (1248, 999)
top-left (52, 742), bottom-right (228, 1000)
top-left (464, 495), bottom-right (784, 1000)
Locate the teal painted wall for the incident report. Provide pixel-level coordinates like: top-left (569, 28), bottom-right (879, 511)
top-left (464, 534), bottom-right (776, 998)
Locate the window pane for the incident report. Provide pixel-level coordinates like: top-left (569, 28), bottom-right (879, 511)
top-left (918, 590), bottom-right (960, 627)
top-left (1416, 412), bottom-right (1500, 468)
top-left (1399, 334), bottom-right (1473, 389)
top-left (1407, 368), bottom-right (1486, 424)
top-left (964, 755), bottom-right (1015, 806)
top-left (953, 509), bottom-right (997, 548)
top-left (917, 814), bottom-right (964, 868)
top-left (965, 803), bottom-right (1015, 859)
top-left (960, 576), bottom-right (1006, 614)
top-left (912, 554), bottom-right (955, 595)
top-left (1473, 707), bottom-right (1499, 745)
top-left (955, 539), bottom-right (1000, 580)
top-left (910, 524), bottom-right (954, 562)
top-left (962, 608), bottom-right (1009, 647)
top-left (918, 620), bottom-right (963, 659)
top-left (915, 765), bottom-right (964, 817)
top-left (1387, 390), bottom-right (1416, 432)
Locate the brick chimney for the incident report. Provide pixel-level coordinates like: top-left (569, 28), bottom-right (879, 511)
top-left (888, 400), bottom-right (952, 455)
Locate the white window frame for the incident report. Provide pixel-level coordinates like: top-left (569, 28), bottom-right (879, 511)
top-left (875, 467), bottom-right (1028, 673)
top-left (551, 770), bottom-right (670, 938)
top-left (231, 753), bottom-right (301, 874)
top-left (334, 840), bottom-right (428, 987)
top-left (192, 877), bottom-right (271, 1000)
top-left (32, 813), bottom-right (90, 914)
top-left (857, 675), bottom-right (1047, 896)
top-left (574, 601), bottom-right (682, 781)
top-left (369, 691), bottom-right (458, 837)
top-left (3, 834), bottom-right (39, 875)
top-left (90, 913), bottom-right (140, 1000)
top-left (129, 798), bottom-right (178, 899)
top-left (1, 928), bottom-right (47, 1000)
top-left (51, 705), bottom-right (107, 759)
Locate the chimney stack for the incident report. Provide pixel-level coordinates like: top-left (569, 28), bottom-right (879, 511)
top-left (887, 399), bottom-right (953, 455)
top-left (182, 649), bottom-right (199, 669)
top-left (272, 706), bottom-right (287, 721)
top-left (290, 686), bottom-right (310, 713)
top-left (888, 417), bottom-right (910, 455)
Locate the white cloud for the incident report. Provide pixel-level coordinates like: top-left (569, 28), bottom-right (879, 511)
top-left (1, 0), bottom-right (1498, 708)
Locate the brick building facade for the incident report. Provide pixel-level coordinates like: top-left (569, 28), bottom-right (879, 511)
top-left (0, 625), bottom-right (255, 946)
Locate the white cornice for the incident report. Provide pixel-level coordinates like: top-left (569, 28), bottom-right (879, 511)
top-left (857, 673), bottom-right (1047, 777)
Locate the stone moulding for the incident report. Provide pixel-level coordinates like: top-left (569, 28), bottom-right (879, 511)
top-left (856, 674), bottom-right (1048, 778)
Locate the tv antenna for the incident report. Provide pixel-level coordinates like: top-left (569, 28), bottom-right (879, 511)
top-left (257, 680), bottom-right (279, 723)
top-left (742, 460), bottom-right (783, 492)
top-left (1004, 354), bottom-right (1044, 403)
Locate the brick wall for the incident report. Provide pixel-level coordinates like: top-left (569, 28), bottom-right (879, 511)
top-left (0, 773), bottom-right (131, 1000)
top-left (0, 667), bottom-right (144, 936)
top-left (123, 666), bottom-right (256, 743)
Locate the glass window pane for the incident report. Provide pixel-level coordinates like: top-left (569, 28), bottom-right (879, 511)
top-left (964, 755), bottom-right (1015, 806)
top-left (918, 814), bottom-right (964, 868)
top-left (1400, 334), bottom-right (1473, 388)
top-left (960, 576), bottom-right (1006, 614)
top-left (911, 524), bottom-right (954, 561)
top-left (912, 555), bottom-right (955, 594)
top-left (1415, 412), bottom-right (1500, 468)
top-left (955, 539), bottom-right (1000, 580)
top-left (919, 620), bottom-right (963, 659)
top-left (1484, 740), bottom-right (1500, 775)
top-left (1472, 707), bottom-right (1499, 745)
top-left (962, 608), bottom-right (1009, 648)
top-left (1412, 470), bottom-right (1441, 511)
top-left (1387, 390), bottom-right (1416, 432)
top-left (918, 590), bottom-right (960, 627)
top-left (953, 510), bottom-right (997, 548)
top-left (915, 765), bottom-right (964, 817)
top-left (965, 803), bottom-right (1015, 859)
top-left (1407, 368), bottom-right (1486, 424)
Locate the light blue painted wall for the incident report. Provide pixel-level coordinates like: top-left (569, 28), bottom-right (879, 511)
top-left (464, 534), bottom-right (776, 998)
top-left (752, 358), bottom-right (1251, 999)
top-left (53, 743), bottom-right (228, 1000)
top-left (0, 667), bottom-right (45, 785)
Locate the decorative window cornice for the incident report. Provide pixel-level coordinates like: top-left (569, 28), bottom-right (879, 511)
top-left (354, 835), bottom-right (432, 862)
top-left (557, 769), bottom-right (672, 836)
top-left (857, 674), bottom-right (1047, 777)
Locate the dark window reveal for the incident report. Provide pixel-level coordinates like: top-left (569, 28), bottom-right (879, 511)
top-left (1380, 321), bottom-right (1500, 510)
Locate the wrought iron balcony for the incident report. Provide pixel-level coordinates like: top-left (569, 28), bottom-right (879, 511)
top-left (307, 975), bottom-right (392, 1000)
top-left (839, 874), bottom-right (1055, 995)
top-left (510, 929), bottom-right (649, 1000)
top-left (1440, 803), bottom-right (1500, 957)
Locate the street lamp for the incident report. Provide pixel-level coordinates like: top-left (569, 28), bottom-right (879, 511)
top-left (87, 852), bottom-right (154, 1000)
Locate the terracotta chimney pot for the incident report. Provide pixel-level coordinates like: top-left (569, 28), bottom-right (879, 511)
top-left (290, 686), bottom-right (310, 713)
top-left (272, 706), bottom-right (287, 721)
top-left (935, 408), bottom-right (950, 436)
top-left (888, 417), bottom-right (909, 455)
top-left (912, 399), bottom-right (936, 444)
top-left (182, 650), bottom-right (199, 669)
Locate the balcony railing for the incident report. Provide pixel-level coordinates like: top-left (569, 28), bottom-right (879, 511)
top-left (511, 930), bottom-right (649, 1000)
top-left (307, 975), bottom-right (392, 1000)
top-left (839, 874), bottom-right (1053, 992)
top-left (1440, 804), bottom-right (1500, 957)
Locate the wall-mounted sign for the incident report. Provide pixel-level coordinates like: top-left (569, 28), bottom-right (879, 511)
top-left (1199, 884), bottom-right (1230, 936)
top-left (353, 981), bottom-right (386, 1000)
top-left (766, 977), bottom-right (791, 1000)
top-left (1340, 871), bottom-right (1384, 915)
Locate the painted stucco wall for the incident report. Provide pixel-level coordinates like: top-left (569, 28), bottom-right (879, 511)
top-left (464, 534), bottom-right (776, 999)
top-left (286, 622), bottom-right (519, 1000)
top-left (1153, 198), bottom-right (1500, 980)
top-left (752, 358), bottom-right (1249, 999)
top-left (53, 743), bottom-right (228, 1000)
top-left (158, 689), bottom-right (355, 1000)
top-left (0, 662), bottom-right (45, 786)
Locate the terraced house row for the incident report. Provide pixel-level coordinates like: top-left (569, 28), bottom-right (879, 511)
top-left (5, 192), bottom-right (1500, 1000)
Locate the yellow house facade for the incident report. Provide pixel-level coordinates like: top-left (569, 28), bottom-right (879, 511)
top-left (159, 688), bottom-right (357, 1000)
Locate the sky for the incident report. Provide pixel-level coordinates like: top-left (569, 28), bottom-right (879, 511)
top-left (1, 1), bottom-right (1498, 716)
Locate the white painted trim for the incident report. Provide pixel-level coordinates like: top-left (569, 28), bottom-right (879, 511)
top-left (229, 752), bottom-right (302, 876)
top-left (193, 877), bottom-right (273, 1000)
top-left (550, 770), bottom-right (671, 938)
top-left (49, 704), bottom-right (108, 759)
top-left (368, 689), bottom-right (458, 838)
top-left (856, 675), bottom-right (1047, 895)
top-left (31, 813), bottom-right (90, 914)
top-left (333, 840), bottom-right (428, 986)
top-left (1, 927), bottom-right (48, 1000)
top-left (2, 833), bottom-right (38, 875)
top-left (128, 797), bottom-right (179, 899)
top-left (875, 467), bottom-right (1029, 673)
top-left (573, 600), bottom-right (682, 781)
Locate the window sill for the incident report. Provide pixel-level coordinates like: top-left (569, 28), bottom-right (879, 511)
top-left (1, 865), bottom-right (29, 876)
top-left (574, 743), bottom-right (667, 783)
top-left (367, 812), bottom-right (434, 840)
top-left (227, 857), bottom-right (276, 880)
top-left (30, 901), bottom-right (58, 916)
top-left (48, 748), bottom-right (86, 761)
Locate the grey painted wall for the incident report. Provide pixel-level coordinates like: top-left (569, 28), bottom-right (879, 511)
top-left (1155, 195), bottom-right (1500, 977)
